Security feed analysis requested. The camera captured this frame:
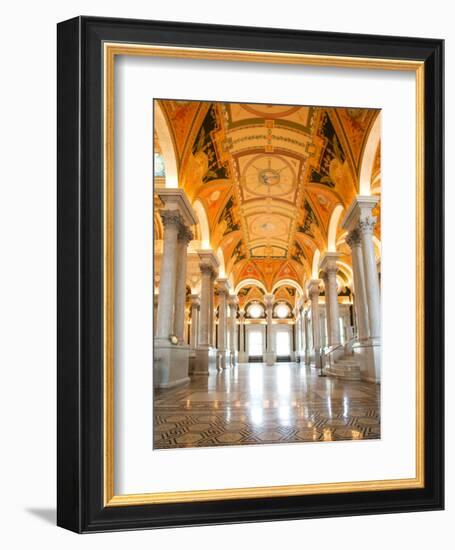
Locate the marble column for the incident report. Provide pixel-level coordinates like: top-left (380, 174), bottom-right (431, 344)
top-left (299, 307), bottom-right (306, 362)
top-left (308, 280), bottom-right (321, 368)
top-left (173, 226), bottom-right (193, 344)
top-left (304, 309), bottom-right (311, 365)
top-left (359, 216), bottom-right (381, 339)
top-left (320, 253), bottom-right (341, 347)
top-left (189, 294), bottom-right (200, 349)
top-left (194, 250), bottom-right (219, 375)
top-left (294, 308), bottom-right (301, 362)
top-left (154, 189), bottom-right (197, 388)
top-left (342, 196), bottom-right (381, 382)
top-left (155, 210), bottom-right (181, 341)
top-left (228, 295), bottom-right (238, 367)
top-left (153, 294), bottom-right (159, 336)
top-left (346, 228), bottom-right (370, 340)
top-left (216, 279), bottom-right (229, 369)
top-left (264, 294), bottom-right (275, 366)
top-left (238, 310), bottom-right (247, 363)
top-left (198, 262), bottom-right (214, 347)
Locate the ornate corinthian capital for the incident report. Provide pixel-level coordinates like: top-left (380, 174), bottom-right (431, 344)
top-left (358, 216), bottom-right (376, 235)
top-left (160, 209), bottom-right (183, 229)
top-left (346, 228), bottom-right (361, 248)
top-left (199, 261), bottom-right (214, 277)
top-left (178, 225), bottom-right (194, 245)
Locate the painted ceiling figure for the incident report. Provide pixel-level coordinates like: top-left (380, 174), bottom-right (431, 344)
top-left (157, 99), bottom-right (381, 296)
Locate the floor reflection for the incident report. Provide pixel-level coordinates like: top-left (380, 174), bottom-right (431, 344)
top-left (154, 363), bottom-right (380, 449)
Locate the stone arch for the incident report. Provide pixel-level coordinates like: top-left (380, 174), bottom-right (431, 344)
top-left (311, 249), bottom-right (321, 279)
top-left (234, 278), bottom-right (268, 296)
top-left (359, 113), bottom-right (381, 195)
top-left (192, 199), bottom-right (211, 249)
top-left (327, 204), bottom-right (344, 252)
top-left (216, 247), bottom-right (226, 278)
top-left (155, 101), bottom-right (179, 189)
top-left (153, 211), bottom-right (163, 241)
top-left (271, 279), bottom-right (304, 297)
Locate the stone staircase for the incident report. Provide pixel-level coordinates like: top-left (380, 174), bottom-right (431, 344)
top-left (325, 353), bottom-right (361, 380)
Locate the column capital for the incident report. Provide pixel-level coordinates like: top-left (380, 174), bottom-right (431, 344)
top-left (200, 262), bottom-right (215, 277)
top-left (341, 195), bottom-right (378, 232)
top-left (216, 278), bottom-right (230, 296)
top-left (307, 279), bottom-right (321, 298)
top-left (228, 294), bottom-right (238, 308)
top-left (319, 251), bottom-right (339, 274)
top-left (178, 225), bottom-right (194, 245)
top-left (264, 293), bottom-right (274, 308)
top-left (198, 249), bottom-right (219, 279)
top-left (346, 228), bottom-right (361, 248)
top-left (358, 216), bottom-right (377, 235)
top-left (157, 188), bottom-right (197, 227)
top-left (160, 209), bottom-right (183, 230)
top-left (190, 293), bottom-right (200, 308)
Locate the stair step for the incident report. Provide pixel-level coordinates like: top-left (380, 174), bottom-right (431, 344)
top-left (326, 361), bottom-right (361, 380)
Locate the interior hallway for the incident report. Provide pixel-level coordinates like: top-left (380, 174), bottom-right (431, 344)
top-left (154, 363), bottom-right (380, 449)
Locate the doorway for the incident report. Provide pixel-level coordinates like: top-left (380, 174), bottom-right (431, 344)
top-left (248, 329), bottom-right (263, 362)
top-left (275, 328), bottom-right (291, 361)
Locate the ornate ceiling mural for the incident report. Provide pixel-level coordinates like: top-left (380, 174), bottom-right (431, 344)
top-left (155, 99), bottom-right (380, 292)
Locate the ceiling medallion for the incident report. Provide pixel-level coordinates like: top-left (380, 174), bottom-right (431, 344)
top-left (258, 168), bottom-right (280, 187)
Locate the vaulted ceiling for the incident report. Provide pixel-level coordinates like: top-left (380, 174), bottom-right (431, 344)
top-left (156, 100), bottom-right (380, 294)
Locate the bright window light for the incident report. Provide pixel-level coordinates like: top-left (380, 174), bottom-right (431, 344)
top-left (275, 303), bottom-right (290, 319)
top-left (248, 303), bottom-right (263, 319)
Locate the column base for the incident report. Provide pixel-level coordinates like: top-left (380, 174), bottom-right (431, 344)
top-left (217, 349), bottom-right (230, 369)
top-left (264, 351), bottom-right (276, 366)
top-left (188, 348), bottom-right (196, 375)
top-left (353, 338), bottom-right (381, 383)
top-left (154, 340), bottom-right (190, 389)
top-left (229, 350), bottom-right (238, 368)
top-left (194, 346), bottom-right (218, 375)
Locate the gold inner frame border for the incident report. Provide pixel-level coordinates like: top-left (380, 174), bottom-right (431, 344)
top-left (103, 42), bottom-right (425, 506)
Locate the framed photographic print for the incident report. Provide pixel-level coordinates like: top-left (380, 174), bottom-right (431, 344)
top-left (57, 16), bottom-right (444, 532)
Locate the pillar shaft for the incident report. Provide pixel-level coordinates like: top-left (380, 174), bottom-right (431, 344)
top-left (265, 295), bottom-right (273, 353)
top-left (304, 310), bottom-right (311, 364)
top-left (173, 226), bottom-right (193, 343)
top-left (294, 310), bottom-right (301, 356)
top-left (209, 274), bottom-right (215, 346)
top-left (228, 298), bottom-right (238, 355)
top-left (359, 217), bottom-right (381, 339)
top-left (198, 264), bottom-right (213, 347)
top-left (324, 267), bottom-right (341, 346)
top-left (347, 228), bottom-right (370, 339)
top-left (239, 312), bottom-right (245, 352)
top-left (190, 295), bottom-right (200, 348)
top-left (155, 211), bottom-right (181, 340)
top-left (308, 280), bottom-right (321, 361)
top-left (217, 290), bottom-right (228, 351)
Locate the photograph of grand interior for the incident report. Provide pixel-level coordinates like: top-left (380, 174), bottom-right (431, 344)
top-left (153, 100), bottom-right (381, 449)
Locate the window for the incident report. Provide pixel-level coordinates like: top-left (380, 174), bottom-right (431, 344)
top-left (248, 330), bottom-right (263, 356)
top-left (154, 153), bottom-right (166, 177)
top-left (248, 303), bottom-right (264, 319)
top-left (275, 303), bottom-right (290, 319)
top-left (275, 330), bottom-right (291, 356)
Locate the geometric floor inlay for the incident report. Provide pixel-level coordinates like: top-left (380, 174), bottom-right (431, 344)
top-left (153, 363), bottom-right (380, 449)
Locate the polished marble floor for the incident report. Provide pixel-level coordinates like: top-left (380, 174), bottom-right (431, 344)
top-left (153, 363), bottom-right (380, 449)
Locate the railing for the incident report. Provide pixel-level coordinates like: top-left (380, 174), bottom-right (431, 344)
top-left (319, 337), bottom-right (358, 377)
top-left (319, 337), bottom-right (381, 377)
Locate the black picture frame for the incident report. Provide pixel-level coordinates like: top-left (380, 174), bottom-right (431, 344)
top-left (57, 16), bottom-right (444, 533)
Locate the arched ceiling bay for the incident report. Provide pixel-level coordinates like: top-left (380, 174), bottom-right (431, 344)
top-left (158, 100), bottom-right (379, 290)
